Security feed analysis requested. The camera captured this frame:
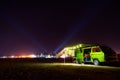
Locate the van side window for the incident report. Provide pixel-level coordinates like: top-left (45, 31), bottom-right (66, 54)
top-left (92, 48), bottom-right (101, 52)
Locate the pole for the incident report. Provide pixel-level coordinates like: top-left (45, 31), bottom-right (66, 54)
top-left (64, 52), bottom-right (65, 63)
top-left (64, 56), bottom-right (65, 63)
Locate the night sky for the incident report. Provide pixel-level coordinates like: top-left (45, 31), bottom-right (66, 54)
top-left (0, 0), bottom-right (120, 55)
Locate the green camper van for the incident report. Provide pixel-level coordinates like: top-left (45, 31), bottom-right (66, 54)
top-left (57, 44), bottom-right (117, 65)
top-left (74, 46), bottom-right (105, 65)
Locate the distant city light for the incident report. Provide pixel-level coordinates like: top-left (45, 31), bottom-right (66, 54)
top-left (0, 53), bottom-right (56, 59)
top-left (0, 54), bottom-right (37, 58)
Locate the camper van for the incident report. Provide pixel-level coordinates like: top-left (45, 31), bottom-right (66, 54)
top-left (74, 45), bottom-right (105, 65)
top-left (56, 44), bottom-right (119, 65)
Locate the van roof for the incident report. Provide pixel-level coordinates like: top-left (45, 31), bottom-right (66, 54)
top-left (64, 43), bottom-right (98, 49)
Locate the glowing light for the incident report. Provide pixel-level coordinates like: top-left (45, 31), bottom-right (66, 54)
top-left (17, 54), bottom-right (37, 58)
top-left (27, 54), bottom-right (37, 58)
top-left (21, 55), bottom-right (26, 58)
top-left (60, 54), bottom-right (68, 58)
top-left (0, 56), bottom-right (7, 58)
top-left (1, 54), bottom-right (37, 58)
top-left (60, 54), bottom-right (66, 58)
top-left (10, 55), bottom-right (15, 58)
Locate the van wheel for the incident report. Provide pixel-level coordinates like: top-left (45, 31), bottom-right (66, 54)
top-left (93, 59), bottom-right (99, 65)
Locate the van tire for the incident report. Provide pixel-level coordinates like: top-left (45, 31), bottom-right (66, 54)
top-left (93, 59), bottom-right (99, 65)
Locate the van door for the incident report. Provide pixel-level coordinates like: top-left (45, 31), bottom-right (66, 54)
top-left (83, 48), bottom-right (91, 62)
top-left (91, 47), bottom-right (104, 63)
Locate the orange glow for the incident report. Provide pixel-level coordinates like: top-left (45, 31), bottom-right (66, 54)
top-left (7, 54), bottom-right (37, 58)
